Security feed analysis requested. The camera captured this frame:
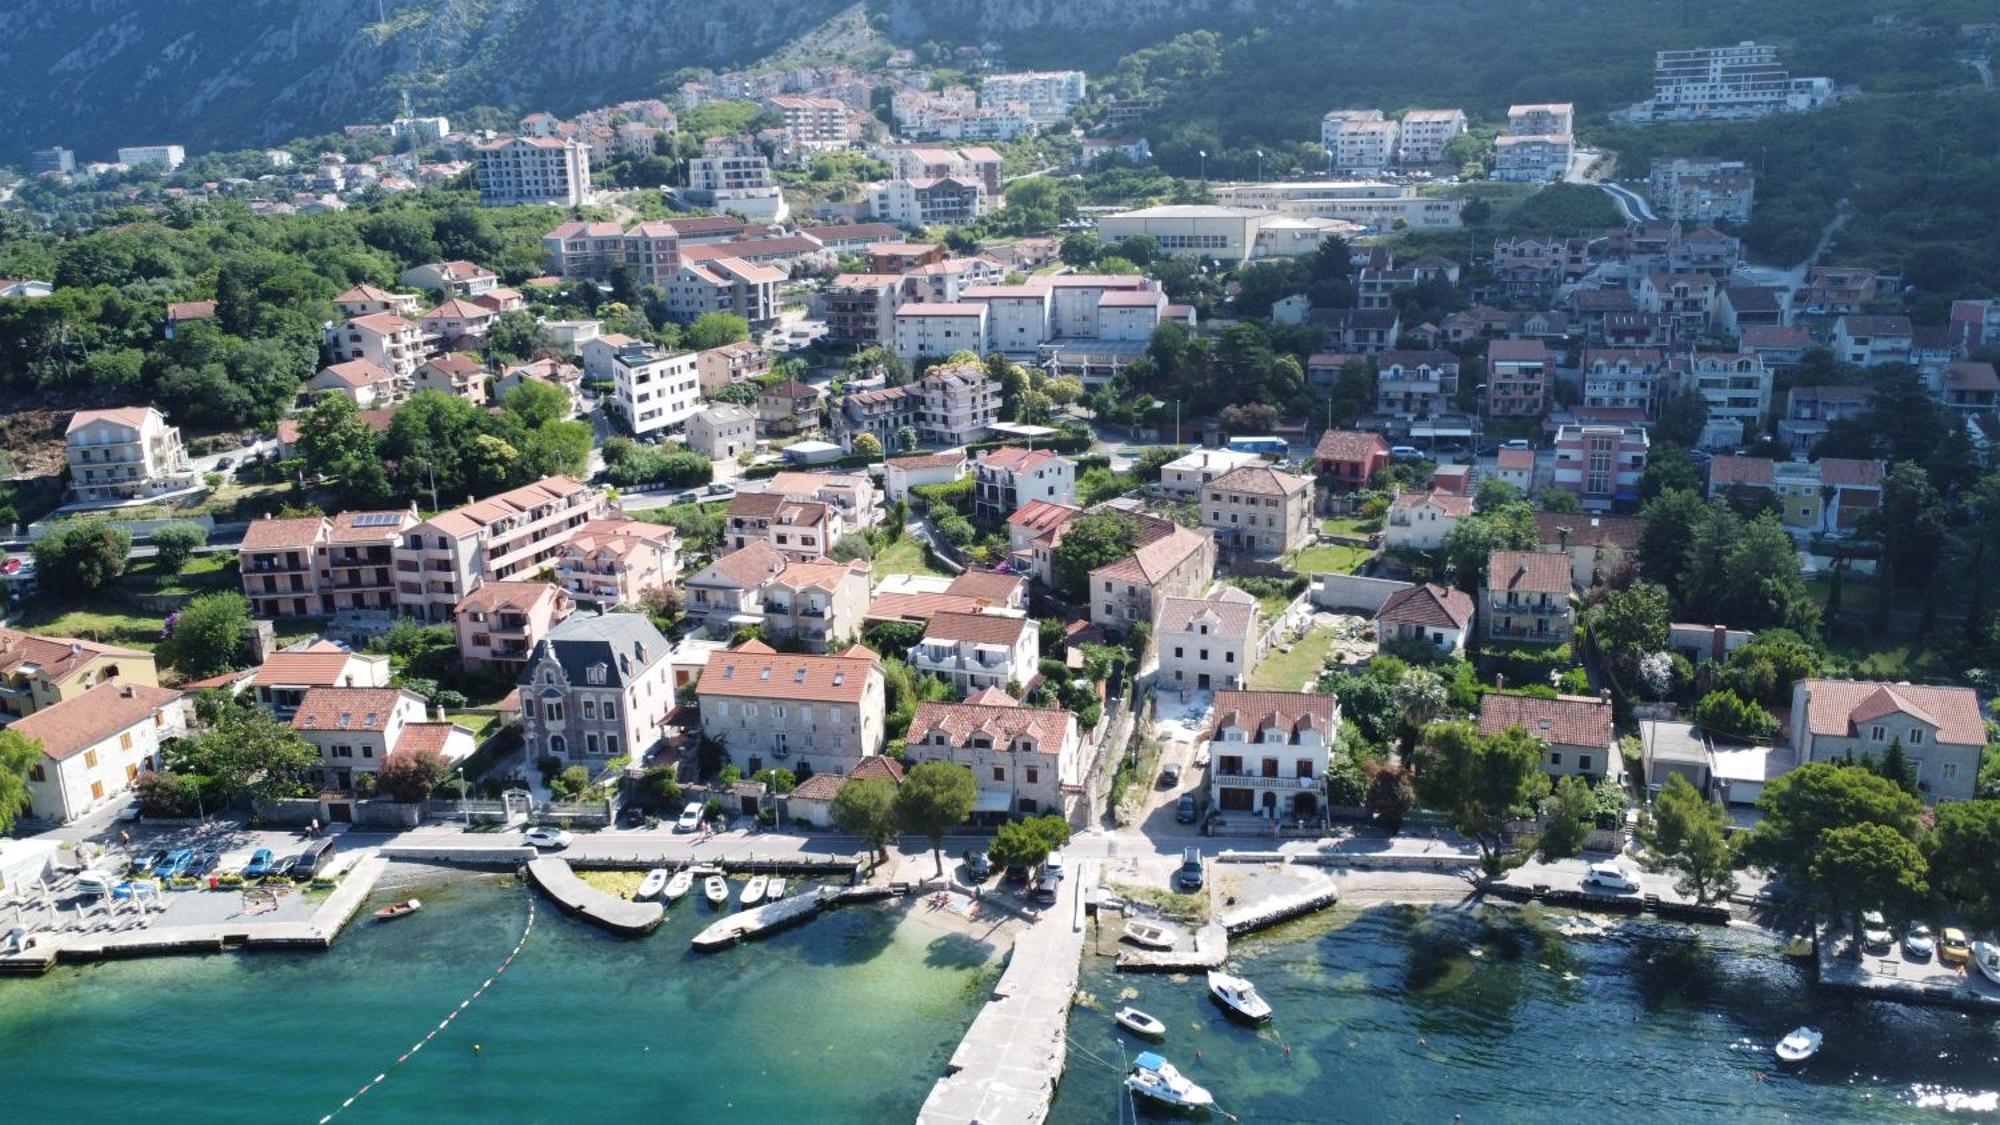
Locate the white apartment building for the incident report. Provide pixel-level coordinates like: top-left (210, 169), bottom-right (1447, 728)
top-left (973, 447), bottom-right (1075, 522)
top-left (1208, 182), bottom-right (1463, 233)
top-left (911, 612), bottom-right (1039, 695)
top-left (1493, 134), bottom-right (1573, 183)
top-left (1398, 109), bottom-right (1469, 164)
top-left (1206, 690), bottom-right (1337, 820)
top-left (64, 407), bottom-right (195, 503)
top-left (1507, 103), bottom-right (1574, 137)
top-left (1649, 157), bottom-right (1756, 223)
top-left (869, 177), bottom-right (990, 226)
top-left (520, 614), bottom-right (678, 768)
top-left (767, 95), bottom-right (855, 147)
top-left (1581, 348), bottom-right (1668, 417)
top-left (686, 404), bottom-right (757, 461)
top-left (906, 694), bottom-right (1085, 823)
top-left (475, 136), bottom-right (592, 206)
top-left (332, 312), bottom-right (425, 380)
top-left (666, 257), bottom-right (782, 329)
top-left (698, 641), bottom-right (887, 778)
top-left (979, 71), bottom-right (1087, 125)
top-left (14, 683), bottom-right (185, 825)
top-left (1158, 591), bottom-right (1261, 693)
top-left (395, 476), bottom-right (605, 622)
top-left (916, 362), bottom-right (1000, 445)
top-left (893, 303), bottom-right (989, 364)
top-left (607, 343), bottom-right (702, 438)
top-left (116, 145), bottom-right (185, 170)
top-left (689, 150), bottom-right (774, 193)
top-left (1158, 448), bottom-right (1262, 497)
top-left (1332, 116), bottom-right (1400, 174)
top-left (1672, 351), bottom-right (1772, 449)
top-left (1644, 41), bottom-right (1832, 122)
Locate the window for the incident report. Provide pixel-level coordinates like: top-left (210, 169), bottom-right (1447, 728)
top-left (84, 749), bottom-right (98, 769)
top-left (362, 746), bottom-right (373, 759)
top-left (1026, 767), bottom-right (1039, 784)
top-left (1944, 762), bottom-right (1958, 781)
top-left (1869, 725), bottom-right (1885, 741)
top-left (1174, 647), bottom-right (1183, 658)
top-left (1549, 751), bottom-right (1562, 766)
top-left (1909, 729), bottom-right (1924, 745)
top-left (120, 732), bottom-right (133, 750)
top-left (1578, 755), bottom-right (1592, 773)
top-left (582, 700), bottom-right (596, 720)
top-left (28, 764), bottom-right (44, 782)
top-left (992, 767), bottom-right (1004, 781)
top-left (545, 702), bottom-right (565, 722)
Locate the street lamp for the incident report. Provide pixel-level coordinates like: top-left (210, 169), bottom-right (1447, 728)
top-left (1255, 150), bottom-right (1263, 182)
top-left (1198, 149), bottom-right (1206, 182)
top-left (458, 768), bottom-right (468, 829)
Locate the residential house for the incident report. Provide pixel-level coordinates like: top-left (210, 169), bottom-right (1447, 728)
top-left (1671, 351), bottom-right (1772, 448)
top-left (1158, 448), bottom-right (1262, 498)
top-left (1636, 273), bottom-right (1720, 336)
top-left (1492, 132), bottom-right (1573, 182)
top-left (1483, 550), bottom-right (1574, 644)
top-left (906, 693), bottom-right (1084, 824)
top-left (695, 341), bottom-right (771, 396)
top-left (866, 571), bottom-right (1029, 626)
top-left (1777, 384), bottom-right (1873, 455)
top-left (164, 300), bottom-right (215, 339)
top-left (884, 450), bottom-right (968, 502)
top-left (419, 298), bottom-right (498, 349)
top-left (519, 614), bottom-right (677, 768)
top-left (686, 404), bottom-right (757, 461)
top-left (1089, 523), bottom-right (1216, 635)
top-left (1831, 315), bottom-right (1913, 367)
top-left (1313, 430), bottom-right (1390, 492)
top-left (556, 518), bottom-right (679, 610)
top-left (1206, 690), bottom-right (1337, 820)
top-left (1158, 589), bottom-right (1262, 693)
top-left (495, 359), bottom-right (583, 416)
top-left (1374, 351), bottom-right (1461, 421)
top-left (911, 612), bottom-right (1039, 694)
top-left (395, 476), bottom-right (605, 622)
top-left (667, 257), bottom-right (783, 329)
top-left (786, 755), bottom-right (904, 828)
top-left (1550, 424), bottom-right (1648, 512)
top-left (1385, 490), bottom-right (1472, 551)
top-left (333, 312), bottom-right (425, 379)
top-left (333, 284), bottom-right (422, 320)
top-left (1791, 680), bottom-right (1984, 803)
top-left (239, 516), bottom-right (326, 619)
top-left (412, 353), bottom-right (489, 405)
top-left (1204, 465), bottom-right (1315, 557)
top-left (322, 509), bottom-right (416, 617)
top-left (454, 582), bottom-right (574, 676)
top-left (0, 628), bottom-right (158, 724)
top-left (1006, 500), bottom-right (1083, 585)
top-left (1494, 446), bottom-right (1535, 492)
top-left (307, 359), bottom-right (405, 409)
top-left (1580, 349), bottom-right (1667, 418)
top-left (756, 379), bottom-right (822, 436)
top-left (1375, 583), bottom-right (1475, 656)
top-left (1533, 512), bottom-right (1642, 587)
top-left (915, 361), bottom-right (1000, 445)
top-left (1669, 623), bottom-right (1755, 666)
top-left (250, 642), bottom-right (392, 718)
top-left (974, 447), bottom-right (1075, 522)
top-left (725, 492), bottom-right (833, 560)
top-left (1479, 692), bottom-right (1615, 782)
top-left (1718, 284), bottom-right (1784, 333)
top-left (63, 407), bottom-right (195, 503)
top-left (697, 640), bottom-right (886, 777)
top-left (13, 683), bottom-right (185, 824)
top-left (1741, 325), bottom-right (1812, 373)
top-left (1486, 340), bottom-right (1550, 417)
top-left (1802, 267), bottom-right (1878, 315)
top-left (1942, 360), bottom-right (2000, 415)
top-left (762, 471), bottom-right (877, 537)
top-left (401, 260), bottom-right (501, 299)
top-left (1308, 307), bottom-right (1401, 356)
top-left (292, 686), bottom-right (470, 791)
top-left (759, 558), bottom-right (873, 653)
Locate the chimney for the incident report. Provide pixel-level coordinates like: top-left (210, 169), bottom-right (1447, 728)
top-left (1712, 624), bottom-right (1728, 664)
top-left (121, 684), bottom-right (136, 699)
top-left (1599, 688), bottom-right (1611, 704)
top-left (1494, 673), bottom-right (1506, 690)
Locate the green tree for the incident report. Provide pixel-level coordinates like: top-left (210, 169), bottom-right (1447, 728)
top-left (33, 519), bottom-right (131, 593)
top-left (1411, 720), bottom-right (1550, 872)
top-left (150, 521), bottom-right (208, 576)
top-left (168, 705), bottom-right (320, 804)
top-left (1638, 773), bottom-right (1738, 904)
top-left (1051, 510), bottom-right (1141, 601)
top-left (1812, 823), bottom-right (1929, 943)
top-left (375, 747), bottom-right (452, 802)
top-left (1868, 462), bottom-right (1949, 591)
top-left (989, 813), bottom-right (1073, 872)
top-left (1637, 488), bottom-right (1707, 592)
top-left (1929, 800), bottom-right (2000, 925)
top-left (831, 776), bottom-right (900, 861)
top-left (1592, 582), bottom-right (1670, 666)
top-left (1875, 736), bottom-right (1918, 796)
top-left (295, 391), bottom-right (391, 502)
top-left (0, 728), bottom-right (39, 834)
top-left (752, 767), bottom-right (798, 795)
top-left (894, 760), bottom-right (978, 876)
top-left (1690, 689), bottom-right (1778, 741)
top-left (1744, 762), bottom-right (1922, 895)
top-left (1536, 775), bottom-right (1597, 860)
top-left (634, 767), bottom-right (683, 812)
top-left (687, 311), bottom-right (750, 350)
top-left (851, 432), bottom-right (883, 459)
top-left (502, 377), bottom-right (571, 429)
top-left (159, 592), bottom-right (252, 679)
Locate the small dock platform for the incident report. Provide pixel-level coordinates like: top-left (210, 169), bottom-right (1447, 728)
top-left (525, 857), bottom-right (663, 936)
top-left (691, 887), bottom-right (835, 950)
top-left (1115, 921), bottom-right (1227, 972)
top-left (1218, 878), bottom-right (1340, 936)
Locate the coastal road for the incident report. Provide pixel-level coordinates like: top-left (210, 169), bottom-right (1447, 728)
top-left (1596, 181), bottom-right (1656, 224)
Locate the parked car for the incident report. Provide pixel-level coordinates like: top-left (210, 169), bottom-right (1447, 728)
top-left (294, 838), bottom-right (337, 879)
top-left (1581, 862), bottom-right (1641, 893)
top-left (676, 802), bottom-right (705, 832)
top-left (243, 848), bottom-right (274, 878)
top-left (1175, 795), bottom-right (1198, 823)
top-left (1158, 763), bottom-right (1182, 788)
top-left (117, 802), bottom-right (142, 821)
top-left (1032, 870), bottom-right (1060, 905)
top-left (1004, 865), bottom-right (1031, 886)
top-left (523, 827), bottom-right (574, 850)
top-left (705, 483), bottom-right (730, 495)
top-left (1042, 851), bottom-right (1066, 881)
top-left (1861, 911), bottom-right (1894, 953)
top-left (674, 490), bottom-right (701, 504)
top-left (152, 848), bottom-right (194, 879)
top-left (1941, 927), bottom-right (1973, 966)
top-left (1175, 846), bottom-right (1205, 892)
top-left (131, 849), bottom-right (167, 875)
top-left (1389, 445), bottom-right (1425, 462)
top-left (268, 854), bottom-right (300, 879)
top-left (1903, 922), bottom-right (1936, 960)
top-left (962, 850), bottom-right (992, 880)
top-left (1502, 439), bottom-right (1531, 450)
top-left (188, 850), bottom-right (221, 877)
top-left (215, 456), bottom-right (234, 470)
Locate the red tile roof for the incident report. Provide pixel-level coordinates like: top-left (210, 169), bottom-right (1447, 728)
top-left (11, 683), bottom-right (181, 760)
top-left (923, 611), bottom-right (1032, 646)
top-left (908, 698), bottom-right (1074, 750)
top-left (1478, 693), bottom-right (1613, 748)
top-left (1797, 679), bottom-right (1984, 746)
top-left (1709, 455), bottom-right (1774, 487)
top-left (1377, 583), bottom-right (1474, 631)
top-left (291, 687), bottom-right (416, 733)
top-left (1207, 690), bottom-right (1336, 742)
top-left (697, 644), bottom-right (880, 704)
top-left (1314, 429), bottom-right (1389, 463)
top-left (1486, 550), bottom-right (1571, 595)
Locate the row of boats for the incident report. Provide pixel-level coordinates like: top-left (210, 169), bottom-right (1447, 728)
top-left (634, 868), bottom-right (792, 910)
top-left (1113, 970), bottom-right (1273, 1112)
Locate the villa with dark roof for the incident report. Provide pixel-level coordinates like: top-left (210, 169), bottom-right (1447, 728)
top-left (519, 613), bottom-right (676, 768)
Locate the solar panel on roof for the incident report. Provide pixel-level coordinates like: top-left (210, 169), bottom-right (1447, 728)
top-left (351, 513), bottom-right (402, 527)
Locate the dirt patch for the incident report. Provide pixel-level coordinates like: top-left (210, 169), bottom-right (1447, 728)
top-left (0, 409), bottom-right (70, 479)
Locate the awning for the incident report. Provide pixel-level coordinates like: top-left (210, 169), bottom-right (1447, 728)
top-left (973, 789), bottom-right (1013, 814)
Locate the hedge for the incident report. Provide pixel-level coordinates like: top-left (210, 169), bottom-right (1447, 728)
top-left (741, 452), bottom-right (880, 479)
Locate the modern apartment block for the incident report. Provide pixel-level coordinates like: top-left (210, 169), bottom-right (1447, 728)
top-left (688, 149), bottom-right (774, 193)
top-left (1642, 41), bottom-right (1832, 122)
top-left (1670, 351), bottom-right (1772, 448)
top-left (1397, 109), bottom-right (1469, 164)
top-left (474, 136), bottom-right (592, 206)
top-left (825, 274), bottom-right (903, 348)
top-left (556, 518), bottom-right (680, 610)
top-left (979, 71), bottom-right (1087, 125)
top-left (605, 342), bottom-right (702, 439)
top-left (455, 580), bottom-right (574, 676)
top-left (892, 303), bottom-right (988, 364)
top-left (63, 407), bottom-right (195, 503)
top-left (1373, 350), bottom-right (1461, 420)
top-left (766, 95), bottom-right (856, 147)
top-left (116, 145), bottom-right (185, 170)
top-left (1580, 348), bottom-right (1669, 417)
top-left (916, 361), bottom-right (1000, 445)
top-left (869, 177), bottom-right (990, 226)
top-left (1323, 110), bottom-right (1399, 174)
top-left (1649, 157), bottom-right (1756, 223)
top-left (1493, 103), bottom-right (1574, 182)
top-left (395, 477), bottom-right (604, 622)
top-left (1485, 339), bottom-right (1551, 417)
top-left (666, 257), bottom-right (783, 329)
top-left (1551, 424), bottom-right (1649, 512)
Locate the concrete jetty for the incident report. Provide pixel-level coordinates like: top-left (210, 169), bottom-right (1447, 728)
top-left (0, 852), bottom-right (390, 976)
top-left (524, 857), bottom-right (663, 936)
top-left (1115, 920), bottom-right (1227, 972)
top-left (692, 887), bottom-right (836, 950)
top-left (918, 864), bottom-right (1088, 1125)
top-left (1217, 878), bottom-right (1341, 935)
top-left (1113, 873), bottom-right (1340, 974)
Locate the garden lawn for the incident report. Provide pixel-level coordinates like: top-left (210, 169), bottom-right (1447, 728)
top-left (1289, 542), bottom-right (1373, 576)
top-left (1321, 516), bottom-right (1378, 538)
top-left (1223, 578), bottom-right (1294, 621)
top-left (1249, 627), bottom-right (1340, 691)
top-left (873, 535), bottom-right (943, 578)
top-left (122, 552), bottom-right (237, 596)
top-left (9, 597), bottom-right (165, 650)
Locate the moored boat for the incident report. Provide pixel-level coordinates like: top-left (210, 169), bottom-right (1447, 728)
top-left (1123, 919), bottom-right (1180, 950)
top-left (1774, 1026), bottom-right (1822, 1065)
top-left (1207, 970), bottom-right (1273, 1023)
top-left (703, 876), bottom-right (728, 906)
top-left (767, 876), bottom-right (788, 900)
top-left (663, 870), bottom-right (694, 903)
top-left (373, 898), bottom-right (421, 921)
top-left (1973, 941), bottom-right (2000, 986)
top-left (637, 869), bottom-right (669, 900)
top-left (740, 875), bottom-right (769, 908)
top-left (1125, 1051), bottom-right (1212, 1111)
top-left (1114, 1006), bottom-right (1167, 1039)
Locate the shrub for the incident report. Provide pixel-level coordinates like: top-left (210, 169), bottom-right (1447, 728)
top-left (1691, 689), bottom-right (1779, 741)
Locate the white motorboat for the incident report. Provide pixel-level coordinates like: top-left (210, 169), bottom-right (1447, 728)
top-left (1114, 1006), bottom-right (1167, 1039)
top-left (1207, 970), bottom-right (1273, 1023)
top-left (1123, 919), bottom-right (1181, 950)
top-left (1774, 1026), bottom-right (1823, 1065)
top-left (1125, 1052), bottom-right (1213, 1111)
top-left (636, 869), bottom-right (669, 900)
top-left (703, 876), bottom-right (729, 906)
top-left (1974, 941), bottom-right (2000, 986)
top-left (740, 875), bottom-right (769, 908)
top-left (663, 870), bottom-right (694, 903)
top-left (766, 876), bottom-right (788, 900)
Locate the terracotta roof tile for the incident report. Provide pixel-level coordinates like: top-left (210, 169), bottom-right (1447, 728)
top-left (1314, 429), bottom-right (1389, 462)
top-left (908, 699), bottom-right (1075, 751)
top-left (240, 516), bottom-right (329, 551)
top-left (1206, 690), bottom-right (1336, 742)
top-left (697, 644), bottom-right (879, 704)
top-left (1478, 693), bottom-right (1613, 748)
top-left (1798, 678), bottom-right (1984, 746)
top-left (290, 687), bottom-right (417, 732)
top-left (1377, 583), bottom-right (1474, 631)
top-left (1207, 465), bottom-right (1312, 497)
top-left (1486, 550), bottom-right (1571, 595)
top-left (11, 683), bottom-right (181, 760)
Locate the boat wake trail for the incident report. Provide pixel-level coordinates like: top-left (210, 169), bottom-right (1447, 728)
top-left (316, 893), bottom-right (536, 1124)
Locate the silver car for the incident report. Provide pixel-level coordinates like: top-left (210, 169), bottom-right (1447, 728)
top-left (1902, 921), bottom-right (1935, 960)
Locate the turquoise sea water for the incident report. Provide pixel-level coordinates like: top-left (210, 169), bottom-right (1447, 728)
top-left (0, 876), bottom-right (1000, 1124)
top-left (1052, 906), bottom-right (2000, 1123)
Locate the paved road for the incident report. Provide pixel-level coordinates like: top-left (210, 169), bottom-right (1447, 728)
top-left (1597, 181), bottom-right (1656, 223)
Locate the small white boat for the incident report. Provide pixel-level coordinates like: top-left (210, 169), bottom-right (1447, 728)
top-left (1123, 919), bottom-right (1181, 950)
top-left (766, 876), bottom-right (788, 900)
top-left (1125, 1051), bottom-right (1213, 1111)
top-left (740, 875), bottom-right (769, 908)
top-left (373, 898), bottom-right (421, 921)
top-left (1208, 969), bottom-right (1273, 1023)
top-left (636, 869), bottom-right (669, 900)
top-left (1974, 941), bottom-right (2000, 986)
top-left (1775, 1026), bottom-right (1823, 1065)
top-left (663, 870), bottom-right (694, 903)
top-left (703, 876), bottom-right (728, 906)
top-left (1114, 1006), bottom-right (1167, 1039)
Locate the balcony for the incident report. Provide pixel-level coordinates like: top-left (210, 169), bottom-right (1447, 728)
top-left (1211, 770), bottom-right (1320, 791)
